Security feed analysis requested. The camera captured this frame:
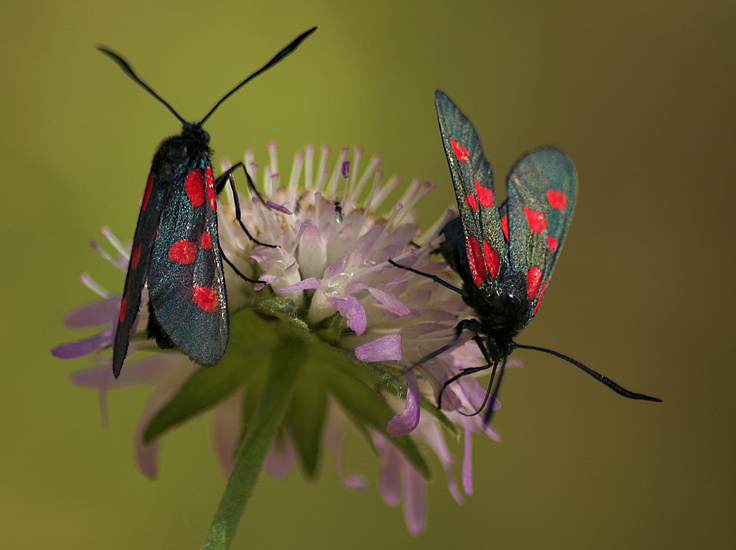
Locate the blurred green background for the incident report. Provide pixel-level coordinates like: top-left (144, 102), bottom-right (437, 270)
top-left (2, 0), bottom-right (734, 548)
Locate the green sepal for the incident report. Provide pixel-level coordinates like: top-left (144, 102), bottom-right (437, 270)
top-left (143, 309), bottom-right (278, 444)
top-left (284, 368), bottom-right (327, 478)
top-left (143, 292), bottom-right (434, 481)
top-left (314, 313), bottom-right (344, 344)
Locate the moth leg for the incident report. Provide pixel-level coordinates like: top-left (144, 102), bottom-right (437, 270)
top-left (400, 317), bottom-right (476, 409)
top-left (214, 163), bottom-right (277, 248)
top-left (388, 258), bottom-right (462, 295)
top-left (215, 162), bottom-right (270, 206)
top-left (220, 251), bottom-right (268, 285)
top-left (480, 350), bottom-right (507, 426)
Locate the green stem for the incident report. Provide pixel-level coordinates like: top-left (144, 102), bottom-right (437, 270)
top-left (202, 333), bottom-right (305, 549)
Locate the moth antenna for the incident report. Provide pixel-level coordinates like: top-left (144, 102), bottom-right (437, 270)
top-left (515, 344), bottom-right (662, 402)
top-left (479, 356), bottom-right (507, 425)
top-left (198, 27), bottom-right (317, 125)
top-left (97, 27), bottom-right (316, 128)
top-left (96, 45), bottom-right (188, 125)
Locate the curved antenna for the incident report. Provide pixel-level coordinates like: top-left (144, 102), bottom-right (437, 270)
top-left (199, 26), bottom-right (317, 125)
top-left (446, 361), bottom-right (503, 422)
top-left (482, 356), bottom-right (507, 425)
top-left (96, 45), bottom-right (188, 125)
top-left (96, 27), bottom-right (317, 128)
top-left (516, 344), bottom-right (662, 402)
top-left (437, 336), bottom-right (507, 426)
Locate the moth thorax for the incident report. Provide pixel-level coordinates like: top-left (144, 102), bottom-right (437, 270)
top-left (181, 123), bottom-right (211, 147)
top-left (467, 277), bottom-right (529, 334)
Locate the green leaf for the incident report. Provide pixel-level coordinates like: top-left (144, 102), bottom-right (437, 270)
top-left (284, 367), bottom-right (327, 478)
top-left (144, 310), bottom-right (277, 444)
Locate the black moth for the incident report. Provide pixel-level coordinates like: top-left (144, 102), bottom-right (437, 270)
top-left (392, 90), bottom-right (660, 422)
top-left (101, 27), bottom-right (316, 378)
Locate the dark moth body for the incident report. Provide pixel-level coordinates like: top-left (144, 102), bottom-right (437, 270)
top-left (418, 90), bottom-right (659, 415)
top-left (434, 90), bottom-right (577, 366)
top-left (437, 217), bottom-right (526, 359)
top-left (100, 27), bottom-right (317, 378)
top-left (114, 124), bottom-right (229, 377)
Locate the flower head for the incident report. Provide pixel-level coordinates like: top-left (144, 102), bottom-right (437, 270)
top-left (52, 143), bottom-right (522, 535)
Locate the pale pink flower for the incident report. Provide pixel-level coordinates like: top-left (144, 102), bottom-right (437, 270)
top-left (52, 143), bottom-right (521, 534)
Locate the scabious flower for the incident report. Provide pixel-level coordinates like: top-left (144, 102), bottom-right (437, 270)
top-left (53, 143), bottom-right (522, 537)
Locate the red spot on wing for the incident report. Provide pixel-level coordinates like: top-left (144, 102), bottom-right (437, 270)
top-left (465, 194), bottom-right (479, 211)
top-left (168, 240), bottom-right (197, 264)
top-left (131, 243), bottom-right (141, 270)
top-left (193, 285), bottom-right (218, 312)
top-left (185, 170), bottom-right (205, 208)
top-left (501, 214), bottom-right (509, 241)
top-left (483, 240), bottom-right (499, 280)
top-left (524, 206), bottom-right (546, 234)
top-left (475, 180), bottom-right (494, 207)
top-left (547, 235), bottom-right (558, 251)
top-left (466, 236), bottom-right (487, 286)
top-left (200, 231), bottom-right (213, 250)
top-left (450, 137), bottom-right (469, 162)
top-left (142, 172), bottom-right (154, 211)
top-left (119, 297), bottom-right (127, 322)
top-left (533, 279), bottom-right (549, 314)
top-left (546, 189), bottom-right (567, 210)
top-left (205, 166), bottom-right (216, 211)
top-left (527, 266), bottom-right (543, 300)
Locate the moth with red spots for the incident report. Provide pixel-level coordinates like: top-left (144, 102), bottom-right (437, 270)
top-left (393, 90), bottom-right (660, 422)
top-left (101, 27), bottom-right (316, 378)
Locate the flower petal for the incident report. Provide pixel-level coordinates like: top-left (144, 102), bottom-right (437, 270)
top-left (324, 408), bottom-right (368, 491)
top-left (375, 435), bottom-right (401, 506)
top-left (52, 326), bottom-right (114, 359)
top-left (323, 252), bottom-right (348, 279)
top-left (134, 388), bottom-right (174, 479)
top-left (63, 296), bottom-right (120, 328)
top-left (296, 220), bottom-right (327, 279)
top-left (365, 287), bottom-right (413, 316)
top-left (354, 334), bottom-right (402, 362)
top-left (327, 296), bottom-right (367, 335)
top-left (210, 393), bottom-right (241, 476)
top-left (276, 277), bottom-right (322, 293)
top-left (265, 200), bottom-right (292, 215)
top-left (346, 281), bottom-right (413, 317)
top-left (420, 420), bottom-right (463, 504)
top-left (265, 435), bottom-right (297, 479)
top-left (387, 367), bottom-right (420, 437)
top-left (462, 416), bottom-right (474, 496)
top-left (72, 355), bottom-right (185, 428)
top-left (403, 462), bottom-right (427, 535)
